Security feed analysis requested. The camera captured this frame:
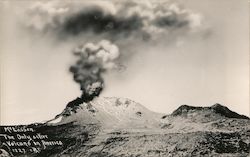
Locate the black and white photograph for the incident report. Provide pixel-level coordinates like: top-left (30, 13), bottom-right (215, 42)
top-left (0, 0), bottom-right (249, 156)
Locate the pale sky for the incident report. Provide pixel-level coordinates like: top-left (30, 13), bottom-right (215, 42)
top-left (1, 0), bottom-right (249, 125)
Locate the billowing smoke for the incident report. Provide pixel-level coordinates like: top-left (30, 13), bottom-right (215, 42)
top-left (17, 0), bottom-right (206, 104)
top-left (25, 0), bottom-right (203, 40)
top-left (69, 40), bottom-right (120, 102)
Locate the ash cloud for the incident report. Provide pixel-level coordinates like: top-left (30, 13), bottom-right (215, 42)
top-left (63, 9), bottom-right (143, 36)
top-left (20, 0), bottom-right (205, 103)
top-left (25, 0), bottom-right (203, 40)
top-left (69, 40), bottom-right (120, 102)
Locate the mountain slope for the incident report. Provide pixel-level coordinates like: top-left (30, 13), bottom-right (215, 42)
top-left (171, 103), bottom-right (249, 119)
top-left (51, 97), bottom-right (249, 134)
top-left (44, 97), bottom-right (250, 157)
top-left (1, 97), bottom-right (249, 157)
top-left (55, 97), bottom-right (164, 129)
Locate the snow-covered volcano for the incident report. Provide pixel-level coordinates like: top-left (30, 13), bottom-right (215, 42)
top-left (49, 97), bottom-right (164, 129)
top-left (50, 97), bottom-right (248, 157)
top-left (49, 97), bottom-right (249, 133)
top-left (3, 97), bottom-right (249, 157)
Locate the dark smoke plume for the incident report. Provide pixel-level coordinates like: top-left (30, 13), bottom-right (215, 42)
top-left (25, 1), bottom-right (203, 40)
top-left (69, 40), bottom-right (120, 102)
top-left (63, 9), bottom-right (144, 36)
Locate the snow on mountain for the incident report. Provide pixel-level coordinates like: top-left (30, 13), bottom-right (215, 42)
top-left (48, 97), bottom-right (249, 134)
top-left (43, 97), bottom-right (248, 157)
top-left (6, 97), bottom-right (249, 157)
top-left (55, 97), bottom-right (164, 129)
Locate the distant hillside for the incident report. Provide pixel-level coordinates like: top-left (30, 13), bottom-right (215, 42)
top-left (171, 103), bottom-right (249, 119)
